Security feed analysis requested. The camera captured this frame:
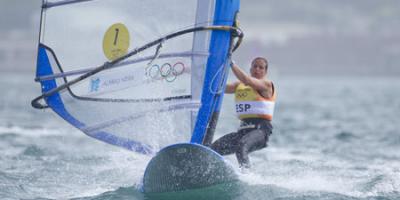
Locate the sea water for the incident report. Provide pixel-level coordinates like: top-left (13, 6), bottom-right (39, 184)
top-left (0, 72), bottom-right (399, 200)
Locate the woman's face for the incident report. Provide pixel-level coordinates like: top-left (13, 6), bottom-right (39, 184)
top-left (250, 59), bottom-right (267, 79)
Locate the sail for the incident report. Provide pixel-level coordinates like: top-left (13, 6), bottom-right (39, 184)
top-left (33, 0), bottom-right (241, 154)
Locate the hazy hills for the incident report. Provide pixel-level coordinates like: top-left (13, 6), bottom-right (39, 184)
top-left (0, 0), bottom-right (399, 76)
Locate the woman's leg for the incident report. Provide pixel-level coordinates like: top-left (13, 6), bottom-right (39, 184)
top-left (236, 129), bottom-right (269, 168)
top-left (211, 132), bottom-right (242, 155)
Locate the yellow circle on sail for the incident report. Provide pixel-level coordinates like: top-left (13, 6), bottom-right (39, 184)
top-left (103, 23), bottom-right (130, 61)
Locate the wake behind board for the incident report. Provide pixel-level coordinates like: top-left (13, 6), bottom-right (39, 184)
top-left (142, 143), bottom-right (238, 193)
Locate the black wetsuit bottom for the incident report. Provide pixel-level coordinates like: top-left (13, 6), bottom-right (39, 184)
top-left (211, 118), bottom-right (272, 168)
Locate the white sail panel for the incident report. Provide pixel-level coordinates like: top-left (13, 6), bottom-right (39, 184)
top-left (33, 0), bottom-right (241, 153)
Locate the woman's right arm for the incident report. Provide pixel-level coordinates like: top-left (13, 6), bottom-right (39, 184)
top-left (225, 81), bottom-right (239, 93)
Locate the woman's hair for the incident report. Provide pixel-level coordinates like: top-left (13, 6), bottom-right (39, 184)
top-left (251, 57), bottom-right (268, 71)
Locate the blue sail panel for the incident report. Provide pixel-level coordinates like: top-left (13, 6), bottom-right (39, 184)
top-left (191, 0), bottom-right (240, 144)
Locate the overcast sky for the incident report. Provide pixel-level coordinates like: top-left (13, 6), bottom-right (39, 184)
top-left (1, 0), bottom-right (399, 75)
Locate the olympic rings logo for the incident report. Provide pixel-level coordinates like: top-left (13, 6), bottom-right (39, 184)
top-left (236, 92), bottom-right (248, 98)
top-left (145, 62), bottom-right (185, 82)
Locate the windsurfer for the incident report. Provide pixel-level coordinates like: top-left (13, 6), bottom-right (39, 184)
top-left (211, 57), bottom-right (276, 169)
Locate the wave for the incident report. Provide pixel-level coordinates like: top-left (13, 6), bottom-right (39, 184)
top-left (0, 125), bottom-right (72, 137)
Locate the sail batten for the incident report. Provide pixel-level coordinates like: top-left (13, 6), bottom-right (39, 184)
top-left (82, 101), bottom-right (201, 133)
top-left (35, 51), bottom-right (209, 82)
top-left (43, 0), bottom-right (96, 9)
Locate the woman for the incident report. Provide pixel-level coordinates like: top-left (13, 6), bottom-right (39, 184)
top-left (211, 57), bottom-right (276, 168)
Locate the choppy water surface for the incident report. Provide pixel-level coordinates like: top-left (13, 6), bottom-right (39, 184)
top-left (0, 73), bottom-right (399, 200)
